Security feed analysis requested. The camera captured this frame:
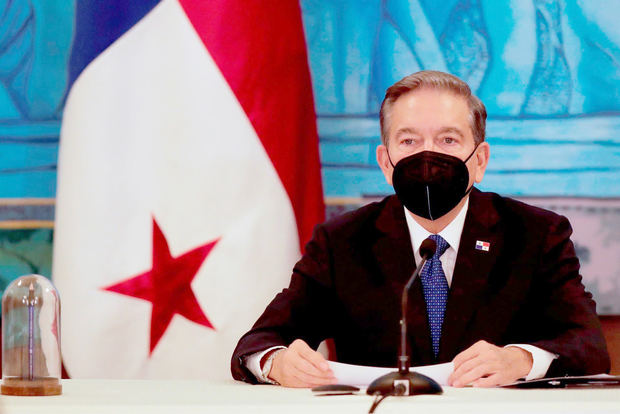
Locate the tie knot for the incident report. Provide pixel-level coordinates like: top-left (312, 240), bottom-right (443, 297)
top-left (429, 234), bottom-right (449, 258)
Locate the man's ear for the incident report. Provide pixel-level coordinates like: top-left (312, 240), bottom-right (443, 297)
top-left (474, 142), bottom-right (490, 183)
top-left (376, 144), bottom-right (394, 186)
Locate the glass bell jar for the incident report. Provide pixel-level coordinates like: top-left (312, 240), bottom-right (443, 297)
top-left (2, 274), bottom-right (62, 396)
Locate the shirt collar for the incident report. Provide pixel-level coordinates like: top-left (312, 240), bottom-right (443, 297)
top-left (404, 197), bottom-right (469, 259)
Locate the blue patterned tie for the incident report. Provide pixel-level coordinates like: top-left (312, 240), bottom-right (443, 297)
top-left (420, 234), bottom-right (450, 357)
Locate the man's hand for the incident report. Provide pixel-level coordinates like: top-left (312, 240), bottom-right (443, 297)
top-left (268, 339), bottom-right (337, 388)
top-left (448, 340), bottom-right (533, 387)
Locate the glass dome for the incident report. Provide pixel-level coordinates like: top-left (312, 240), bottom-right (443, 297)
top-left (2, 274), bottom-right (62, 396)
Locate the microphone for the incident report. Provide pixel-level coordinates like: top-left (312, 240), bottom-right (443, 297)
top-left (366, 238), bottom-right (443, 397)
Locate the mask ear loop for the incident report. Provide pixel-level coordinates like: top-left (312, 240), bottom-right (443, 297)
top-left (462, 143), bottom-right (481, 196)
top-left (463, 143), bottom-right (480, 164)
top-left (386, 147), bottom-right (396, 168)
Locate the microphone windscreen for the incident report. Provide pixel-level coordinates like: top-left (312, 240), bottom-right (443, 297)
top-left (419, 238), bottom-right (437, 260)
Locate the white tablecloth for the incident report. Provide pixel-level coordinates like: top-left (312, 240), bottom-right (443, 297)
top-left (1, 380), bottom-right (619, 414)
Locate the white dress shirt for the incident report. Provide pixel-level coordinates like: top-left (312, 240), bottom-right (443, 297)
top-left (405, 198), bottom-right (469, 287)
top-left (246, 197), bottom-right (557, 382)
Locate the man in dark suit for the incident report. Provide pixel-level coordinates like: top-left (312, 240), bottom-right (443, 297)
top-left (231, 70), bottom-right (610, 388)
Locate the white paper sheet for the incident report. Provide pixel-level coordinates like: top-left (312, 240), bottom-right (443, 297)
top-left (328, 361), bottom-right (454, 386)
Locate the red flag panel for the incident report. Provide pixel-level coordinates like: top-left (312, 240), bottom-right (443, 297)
top-left (179, 0), bottom-right (325, 249)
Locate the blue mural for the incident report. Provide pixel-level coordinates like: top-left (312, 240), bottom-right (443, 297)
top-left (0, 0), bottom-right (72, 292)
top-left (301, 0), bottom-right (620, 198)
top-left (0, 0), bottom-right (73, 198)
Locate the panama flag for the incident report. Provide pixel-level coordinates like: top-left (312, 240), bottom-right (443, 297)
top-left (52, 0), bottom-right (324, 379)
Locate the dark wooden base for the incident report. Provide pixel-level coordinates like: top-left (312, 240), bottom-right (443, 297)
top-left (1, 376), bottom-right (62, 396)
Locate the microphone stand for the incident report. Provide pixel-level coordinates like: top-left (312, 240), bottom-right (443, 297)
top-left (367, 239), bottom-right (443, 397)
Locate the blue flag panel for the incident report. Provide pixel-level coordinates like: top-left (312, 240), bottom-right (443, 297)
top-left (68, 0), bottom-right (161, 88)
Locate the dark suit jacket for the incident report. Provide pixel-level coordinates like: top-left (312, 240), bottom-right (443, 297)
top-left (231, 189), bottom-right (610, 383)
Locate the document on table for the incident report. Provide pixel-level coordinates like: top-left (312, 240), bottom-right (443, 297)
top-left (328, 361), bottom-right (454, 386)
top-left (502, 374), bottom-right (620, 389)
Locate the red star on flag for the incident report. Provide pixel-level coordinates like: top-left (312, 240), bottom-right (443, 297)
top-left (103, 217), bottom-right (219, 354)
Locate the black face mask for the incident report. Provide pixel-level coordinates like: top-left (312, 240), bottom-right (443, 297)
top-left (389, 148), bottom-right (477, 220)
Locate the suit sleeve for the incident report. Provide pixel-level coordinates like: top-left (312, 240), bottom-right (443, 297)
top-left (528, 215), bottom-right (610, 376)
top-left (230, 224), bottom-right (337, 383)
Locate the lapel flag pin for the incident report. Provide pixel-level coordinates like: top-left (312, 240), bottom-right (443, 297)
top-left (475, 240), bottom-right (490, 252)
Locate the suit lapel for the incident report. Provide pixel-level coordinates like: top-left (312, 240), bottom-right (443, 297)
top-left (372, 196), bottom-right (434, 363)
top-left (438, 189), bottom-right (503, 361)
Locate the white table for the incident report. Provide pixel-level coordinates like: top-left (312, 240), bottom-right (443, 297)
top-left (1, 380), bottom-right (619, 414)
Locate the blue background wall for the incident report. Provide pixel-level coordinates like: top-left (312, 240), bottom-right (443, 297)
top-left (302, 0), bottom-right (620, 198)
top-left (0, 0), bottom-right (619, 311)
